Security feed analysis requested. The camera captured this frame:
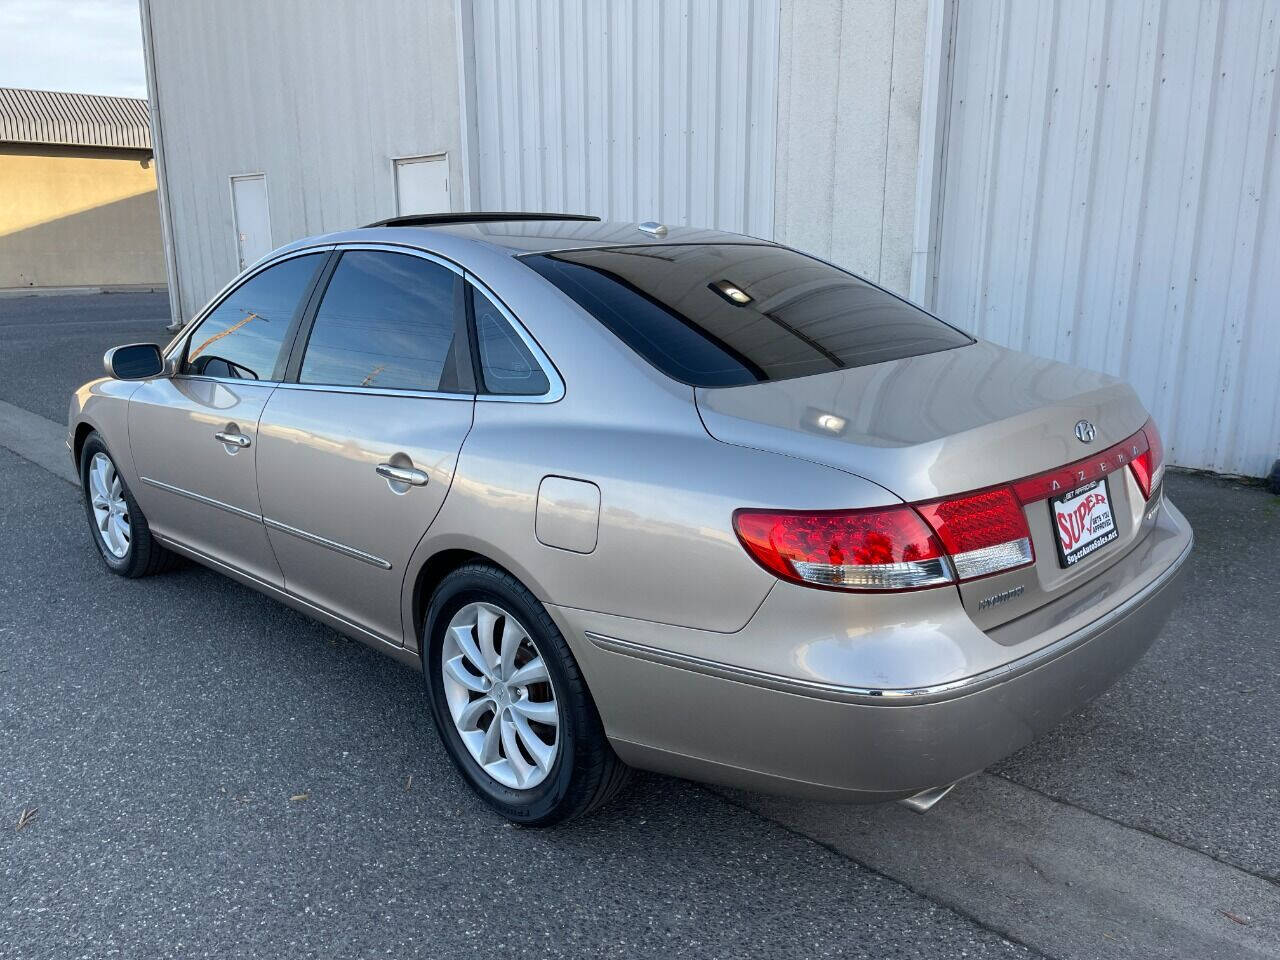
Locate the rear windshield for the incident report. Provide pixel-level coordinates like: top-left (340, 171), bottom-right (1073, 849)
top-left (522, 244), bottom-right (972, 387)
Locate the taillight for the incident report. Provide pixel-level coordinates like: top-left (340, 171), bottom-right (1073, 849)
top-left (915, 487), bottom-right (1034, 581)
top-left (733, 488), bottom-right (1034, 593)
top-left (732, 507), bottom-right (953, 591)
top-left (736, 419), bottom-right (1163, 592)
top-left (1129, 418), bottom-right (1163, 499)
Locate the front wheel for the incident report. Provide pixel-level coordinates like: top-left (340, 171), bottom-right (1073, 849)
top-left (423, 563), bottom-right (630, 826)
top-left (79, 432), bottom-right (180, 578)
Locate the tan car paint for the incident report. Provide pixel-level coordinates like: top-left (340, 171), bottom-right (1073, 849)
top-left (128, 376), bottom-right (282, 586)
top-left (254, 386), bottom-right (474, 646)
top-left (695, 339), bottom-right (1158, 630)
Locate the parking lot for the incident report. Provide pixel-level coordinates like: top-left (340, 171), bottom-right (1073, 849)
top-left (2, 293), bottom-right (1278, 959)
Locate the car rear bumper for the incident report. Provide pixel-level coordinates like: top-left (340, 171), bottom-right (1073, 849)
top-left (554, 499), bottom-right (1193, 802)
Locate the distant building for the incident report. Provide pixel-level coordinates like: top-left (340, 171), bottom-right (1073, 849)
top-left (0, 86), bottom-right (165, 290)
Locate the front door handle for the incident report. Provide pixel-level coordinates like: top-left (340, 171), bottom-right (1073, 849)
top-left (376, 463), bottom-right (428, 486)
top-left (214, 431), bottom-right (252, 449)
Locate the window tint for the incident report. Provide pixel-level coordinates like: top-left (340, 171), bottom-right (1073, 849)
top-left (183, 253), bottom-right (322, 380)
top-left (523, 245), bottom-right (973, 387)
top-left (472, 287), bottom-right (550, 396)
top-left (300, 250), bottom-right (461, 392)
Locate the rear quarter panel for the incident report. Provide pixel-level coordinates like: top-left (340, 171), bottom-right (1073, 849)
top-left (407, 395), bottom-right (907, 640)
top-left (399, 242), bottom-right (919, 643)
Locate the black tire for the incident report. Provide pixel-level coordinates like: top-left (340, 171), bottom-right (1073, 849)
top-left (79, 431), bottom-right (181, 578)
top-left (423, 562), bottom-right (630, 826)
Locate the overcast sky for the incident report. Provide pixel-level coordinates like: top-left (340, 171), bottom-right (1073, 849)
top-left (0, 0), bottom-right (146, 98)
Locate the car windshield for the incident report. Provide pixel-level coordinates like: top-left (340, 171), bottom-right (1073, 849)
top-left (522, 243), bottom-right (972, 387)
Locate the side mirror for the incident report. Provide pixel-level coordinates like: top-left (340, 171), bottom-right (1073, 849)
top-left (104, 343), bottom-right (166, 380)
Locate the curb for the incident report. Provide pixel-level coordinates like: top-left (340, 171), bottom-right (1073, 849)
top-left (0, 284), bottom-right (168, 299)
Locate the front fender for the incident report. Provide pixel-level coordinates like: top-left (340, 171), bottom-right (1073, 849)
top-left (68, 378), bottom-right (145, 491)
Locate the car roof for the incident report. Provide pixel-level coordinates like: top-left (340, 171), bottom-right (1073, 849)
top-left (276, 217), bottom-right (775, 259)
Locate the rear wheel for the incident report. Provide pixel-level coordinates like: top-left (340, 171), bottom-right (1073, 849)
top-left (79, 432), bottom-right (180, 578)
top-left (423, 563), bottom-right (630, 825)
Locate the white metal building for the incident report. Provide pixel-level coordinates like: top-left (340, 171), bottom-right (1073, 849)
top-left (141, 0), bottom-right (1280, 477)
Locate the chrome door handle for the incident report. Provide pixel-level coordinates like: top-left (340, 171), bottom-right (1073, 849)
top-left (376, 463), bottom-right (428, 486)
top-left (214, 431), bottom-right (251, 448)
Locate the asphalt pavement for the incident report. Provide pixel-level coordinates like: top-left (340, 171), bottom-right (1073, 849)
top-left (0, 446), bottom-right (1032, 959)
top-left (0, 290), bottom-right (171, 424)
top-left (1, 293), bottom-right (1277, 959)
top-left (996, 471), bottom-right (1280, 878)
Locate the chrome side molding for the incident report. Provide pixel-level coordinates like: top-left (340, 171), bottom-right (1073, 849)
top-left (583, 532), bottom-right (1192, 706)
top-left (150, 531), bottom-right (409, 658)
top-left (141, 476), bottom-right (393, 571)
top-left (140, 476), bottom-right (260, 522)
top-left (262, 517), bottom-right (393, 570)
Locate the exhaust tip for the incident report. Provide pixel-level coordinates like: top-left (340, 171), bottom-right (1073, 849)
top-left (898, 783), bottom-right (956, 814)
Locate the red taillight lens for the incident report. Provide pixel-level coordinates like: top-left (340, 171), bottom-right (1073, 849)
top-left (735, 488), bottom-right (1036, 592)
top-left (732, 507), bottom-right (953, 591)
top-left (1129, 418), bottom-right (1163, 499)
top-left (915, 487), bottom-right (1035, 581)
top-left (736, 420), bottom-right (1164, 591)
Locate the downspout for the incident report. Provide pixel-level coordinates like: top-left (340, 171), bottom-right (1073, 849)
top-left (138, 0), bottom-right (184, 331)
top-left (453, 0), bottom-right (481, 212)
top-left (909, 0), bottom-right (956, 310)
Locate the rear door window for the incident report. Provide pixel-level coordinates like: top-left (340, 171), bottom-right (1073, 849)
top-left (523, 244), bottom-right (972, 387)
top-left (299, 250), bottom-right (464, 392)
top-left (183, 253), bottom-right (323, 381)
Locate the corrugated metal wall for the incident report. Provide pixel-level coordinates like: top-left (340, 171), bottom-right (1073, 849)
top-left (465, 0), bottom-right (779, 237)
top-left (933, 0), bottom-right (1280, 476)
top-left (147, 0), bottom-right (462, 323)
top-left (773, 0), bottom-right (928, 294)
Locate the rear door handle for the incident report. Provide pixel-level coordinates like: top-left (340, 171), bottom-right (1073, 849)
top-left (214, 431), bottom-right (252, 448)
top-left (376, 463), bottom-right (428, 486)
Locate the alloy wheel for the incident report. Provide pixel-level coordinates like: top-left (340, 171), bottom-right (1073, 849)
top-left (441, 601), bottom-right (560, 790)
top-left (88, 452), bottom-right (131, 559)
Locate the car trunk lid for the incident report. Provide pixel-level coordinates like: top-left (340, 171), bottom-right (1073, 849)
top-left (696, 340), bottom-right (1158, 628)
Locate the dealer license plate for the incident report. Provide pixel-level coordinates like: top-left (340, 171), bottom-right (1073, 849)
top-left (1051, 478), bottom-right (1118, 567)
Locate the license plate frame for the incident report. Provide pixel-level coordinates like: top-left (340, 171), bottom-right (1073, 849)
top-left (1050, 477), bottom-right (1119, 568)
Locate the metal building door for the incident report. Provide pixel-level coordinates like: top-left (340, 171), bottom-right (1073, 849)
top-left (230, 173), bottom-right (271, 271)
top-left (394, 155), bottom-right (449, 215)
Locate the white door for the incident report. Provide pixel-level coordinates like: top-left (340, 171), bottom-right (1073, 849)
top-left (393, 155), bottom-right (449, 215)
top-left (230, 174), bottom-right (271, 271)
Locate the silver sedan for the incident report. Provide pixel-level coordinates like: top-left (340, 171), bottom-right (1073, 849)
top-left (68, 214), bottom-right (1193, 825)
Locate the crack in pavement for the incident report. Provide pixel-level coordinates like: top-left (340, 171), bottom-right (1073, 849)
top-left (714, 774), bottom-right (1280, 960)
top-left (708, 784), bottom-right (1055, 959)
top-left (991, 771), bottom-right (1280, 889)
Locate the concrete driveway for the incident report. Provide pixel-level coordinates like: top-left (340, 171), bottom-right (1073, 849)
top-left (2, 293), bottom-right (1277, 959)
